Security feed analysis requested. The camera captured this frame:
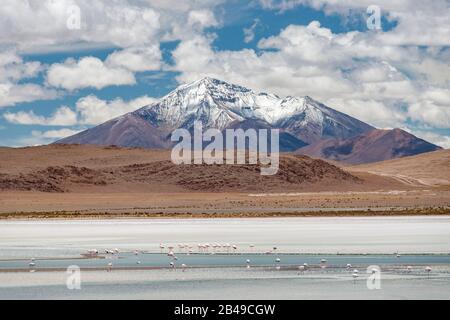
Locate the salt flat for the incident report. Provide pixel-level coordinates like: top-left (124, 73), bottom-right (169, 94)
top-left (1, 216), bottom-right (450, 259)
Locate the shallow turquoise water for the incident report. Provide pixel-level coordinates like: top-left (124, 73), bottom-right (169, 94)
top-left (1, 217), bottom-right (449, 299)
top-left (2, 253), bottom-right (450, 271)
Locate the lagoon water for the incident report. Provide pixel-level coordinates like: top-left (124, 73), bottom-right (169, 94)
top-left (1, 216), bottom-right (450, 299)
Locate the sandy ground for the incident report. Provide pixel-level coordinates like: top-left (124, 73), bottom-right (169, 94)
top-left (0, 145), bottom-right (449, 217)
top-left (1, 190), bottom-right (449, 218)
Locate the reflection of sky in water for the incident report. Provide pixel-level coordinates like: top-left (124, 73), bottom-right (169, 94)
top-left (2, 253), bottom-right (450, 270)
top-left (1, 267), bottom-right (450, 300)
top-left (1, 216), bottom-right (450, 300)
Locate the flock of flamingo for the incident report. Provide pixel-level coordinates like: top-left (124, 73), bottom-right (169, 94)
top-left (25, 243), bottom-right (434, 278)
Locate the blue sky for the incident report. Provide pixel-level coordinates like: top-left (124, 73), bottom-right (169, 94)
top-left (0, 0), bottom-right (449, 147)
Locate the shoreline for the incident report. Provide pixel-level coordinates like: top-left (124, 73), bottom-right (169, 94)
top-left (1, 207), bottom-right (449, 220)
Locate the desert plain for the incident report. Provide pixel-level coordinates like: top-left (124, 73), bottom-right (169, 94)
top-left (0, 144), bottom-right (449, 219)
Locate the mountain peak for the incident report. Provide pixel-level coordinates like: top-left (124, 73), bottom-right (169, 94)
top-left (175, 77), bottom-right (251, 95)
top-left (55, 77), bottom-right (441, 163)
top-left (131, 77), bottom-right (374, 139)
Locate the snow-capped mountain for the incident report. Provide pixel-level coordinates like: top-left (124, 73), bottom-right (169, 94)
top-left (56, 77), bottom-right (440, 161)
top-left (132, 77), bottom-right (373, 143)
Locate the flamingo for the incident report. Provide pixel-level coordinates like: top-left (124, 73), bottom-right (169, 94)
top-left (346, 263), bottom-right (352, 270)
top-left (275, 257), bottom-right (281, 270)
top-left (425, 266), bottom-right (432, 277)
top-left (107, 262), bottom-right (113, 272)
top-left (87, 249), bottom-right (98, 256)
top-left (298, 265), bottom-right (305, 273)
top-left (407, 266), bottom-right (412, 273)
top-left (303, 263), bottom-right (308, 270)
top-left (169, 262), bottom-right (175, 269)
top-left (181, 263), bottom-right (187, 272)
top-left (159, 243), bottom-right (165, 253)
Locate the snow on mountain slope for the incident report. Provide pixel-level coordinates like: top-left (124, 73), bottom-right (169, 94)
top-left (61, 77), bottom-right (446, 161)
top-left (132, 77), bottom-right (374, 143)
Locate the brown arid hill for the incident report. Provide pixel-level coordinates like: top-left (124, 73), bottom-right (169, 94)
top-left (348, 148), bottom-right (450, 187)
top-left (1, 145), bottom-right (449, 216)
top-left (296, 128), bottom-right (441, 165)
top-left (0, 144), bottom-right (368, 193)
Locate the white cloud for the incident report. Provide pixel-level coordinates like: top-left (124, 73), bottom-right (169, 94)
top-left (187, 10), bottom-right (219, 29)
top-left (0, 1), bottom-right (223, 105)
top-left (324, 98), bottom-right (404, 129)
top-left (0, 51), bottom-right (42, 82)
top-left (0, 0), bottom-right (160, 51)
top-left (46, 57), bottom-right (136, 90)
top-left (76, 95), bottom-right (157, 125)
top-left (4, 106), bottom-right (77, 126)
top-left (18, 128), bottom-right (83, 146)
top-left (0, 51), bottom-right (57, 108)
top-left (4, 95), bottom-right (157, 127)
top-left (0, 0), bottom-right (223, 53)
top-left (171, 20), bottom-right (449, 133)
top-left (0, 83), bottom-right (57, 108)
top-left (408, 130), bottom-right (450, 149)
top-left (32, 128), bottom-right (82, 139)
top-left (243, 19), bottom-right (261, 43)
top-left (106, 46), bottom-right (162, 72)
top-left (409, 100), bottom-right (450, 129)
top-left (259, 1), bottom-right (450, 46)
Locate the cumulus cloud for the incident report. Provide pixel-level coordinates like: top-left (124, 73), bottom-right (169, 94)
top-left (0, 0), bottom-right (160, 51)
top-left (170, 20), bottom-right (449, 135)
top-left (4, 106), bottom-right (77, 126)
top-left (409, 100), bottom-right (450, 129)
top-left (18, 128), bottom-right (83, 146)
top-left (0, 51), bottom-right (57, 107)
top-left (0, 1), bottom-right (224, 106)
top-left (243, 19), bottom-right (262, 43)
top-left (1, 0), bottom-right (448, 147)
top-left (32, 128), bottom-right (82, 139)
top-left (0, 0), bottom-right (223, 52)
top-left (76, 95), bottom-right (157, 125)
top-left (0, 83), bottom-right (57, 108)
top-left (105, 46), bottom-right (162, 72)
top-left (4, 95), bottom-right (158, 127)
top-left (46, 57), bottom-right (136, 90)
top-left (259, 0), bottom-right (450, 46)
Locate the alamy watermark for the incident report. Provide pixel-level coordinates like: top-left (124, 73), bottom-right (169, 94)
top-left (170, 121), bottom-right (280, 175)
top-left (366, 265), bottom-right (381, 290)
top-left (366, 5), bottom-right (382, 30)
top-left (66, 265), bottom-right (81, 290)
top-left (66, 5), bottom-right (81, 30)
